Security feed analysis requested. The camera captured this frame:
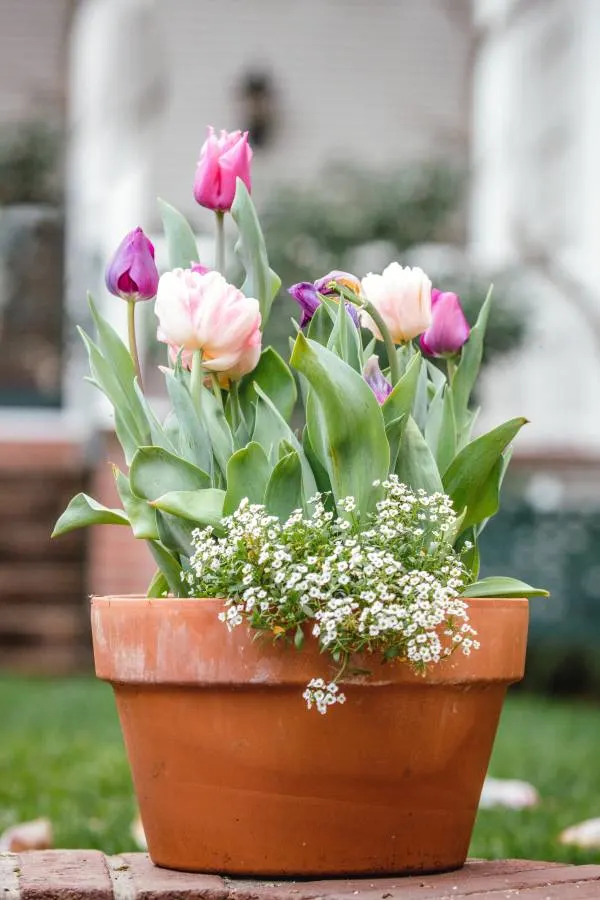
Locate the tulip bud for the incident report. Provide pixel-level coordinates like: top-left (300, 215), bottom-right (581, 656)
top-left (420, 290), bottom-right (470, 357)
top-left (156, 268), bottom-right (261, 381)
top-left (193, 127), bottom-right (252, 213)
top-left (105, 227), bottom-right (159, 302)
top-left (363, 355), bottom-right (392, 405)
top-left (361, 263), bottom-right (432, 343)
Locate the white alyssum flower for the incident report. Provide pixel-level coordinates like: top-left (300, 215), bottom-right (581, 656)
top-left (186, 478), bottom-right (477, 714)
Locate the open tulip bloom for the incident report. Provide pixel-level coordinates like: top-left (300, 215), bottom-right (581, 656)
top-left (54, 125), bottom-right (547, 704)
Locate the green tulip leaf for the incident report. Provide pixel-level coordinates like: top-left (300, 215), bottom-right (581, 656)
top-left (157, 198), bottom-right (200, 269)
top-left (290, 332), bottom-right (389, 517)
top-left (52, 494), bottom-right (129, 537)
top-left (130, 447), bottom-right (211, 502)
top-left (442, 417), bottom-right (526, 531)
top-left (453, 285), bottom-right (493, 442)
top-left (383, 352), bottom-right (421, 425)
top-left (146, 568), bottom-right (170, 598)
top-left (307, 303), bottom-right (336, 346)
top-left (223, 441), bottom-right (272, 515)
top-left (114, 469), bottom-right (159, 540)
top-left (461, 576), bottom-right (549, 599)
top-left (156, 510), bottom-right (195, 558)
top-left (196, 383), bottom-right (233, 479)
top-left (265, 449), bottom-right (305, 521)
top-left (231, 179), bottom-right (281, 327)
top-left (151, 488), bottom-right (226, 530)
top-left (395, 415), bottom-right (443, 494)
top-left (163, 369), bottom-right (213, 474)
top-left (239, 346), bottom-right (297, 424)
top-left (327, 297), bottom-right (361, 372)
top-left (147, 540), bottom-right (185, 596)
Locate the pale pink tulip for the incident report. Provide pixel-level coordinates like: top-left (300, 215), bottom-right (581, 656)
top-left (360, 263), bottom-right (432, 343)
top-left (193, 127), bottom-right (252, 212)
top-left (156, 268), bottom-right (261, 380)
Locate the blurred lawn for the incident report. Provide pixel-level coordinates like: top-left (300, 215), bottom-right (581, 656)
top-left (0, 677), bottom-right (599, 864)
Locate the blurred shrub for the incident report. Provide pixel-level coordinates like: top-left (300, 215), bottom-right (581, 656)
top-left (0, 121), bottom-right (60, 205)
top-left (260, 161), bottom-right (526, 365)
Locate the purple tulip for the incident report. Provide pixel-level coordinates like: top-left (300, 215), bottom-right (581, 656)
top-left (363, 355), bottom-right (392, 405)
top-left (420, 289), bottom-right (470, 357)
top-left (288, 270), bottom-right (362, 328)
top-left (105, 227), bottom-right (159, 302)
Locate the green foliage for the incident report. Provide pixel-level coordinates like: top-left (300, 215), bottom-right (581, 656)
top-left (53, 171), bottom-right (540, 601)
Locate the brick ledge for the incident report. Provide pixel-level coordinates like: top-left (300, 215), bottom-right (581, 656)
top-left (2, 852), bottom-right (600, 899)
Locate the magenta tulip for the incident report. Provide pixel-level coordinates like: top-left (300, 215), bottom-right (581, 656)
top-left (105, 227), bottom-right (159, 301)
top-left (193, 127), bottom-right (252, 212)
top-left (420, 290), bottom-right (470, 357)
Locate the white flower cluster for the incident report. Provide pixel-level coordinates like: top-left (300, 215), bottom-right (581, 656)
top-left (302, 678), bottom-right (346, 714)
top-left (186, 476), bottom-right (478, 714)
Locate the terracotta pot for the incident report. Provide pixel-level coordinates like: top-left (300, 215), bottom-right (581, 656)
top-left (92, 596), bottom-right (528, 877)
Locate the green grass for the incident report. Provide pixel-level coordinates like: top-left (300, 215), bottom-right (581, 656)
top-left (0, 677), bottom-right (599, 863)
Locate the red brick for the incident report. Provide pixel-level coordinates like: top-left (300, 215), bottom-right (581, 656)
top-left (118, 852), bottom-right (228, 899)
top-left (18, 849), bottom-right (112, 899)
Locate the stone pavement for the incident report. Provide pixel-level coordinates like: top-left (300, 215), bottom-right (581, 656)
top-left (2, 853), bottom-right (600, 899)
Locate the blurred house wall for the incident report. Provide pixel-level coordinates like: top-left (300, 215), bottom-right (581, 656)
top-left (470, 0), bottom-right (600, 455)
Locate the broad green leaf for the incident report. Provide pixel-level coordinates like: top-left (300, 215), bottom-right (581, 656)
top-left (453, 285), bottom-right (493, 438)
top-left (425, 385), bottom-right (456, 476)
top-left (290, 332), bottom-right (389, 516)
top-left (146, 568), bottom-right (170, 598)
top-left (196, 383), bottom-right (233, 479)
top-left (87, 295), bottom-right (149, 439)
top-left (307, 303), bottom-right (336, 346)
top-left (223, 441), bottom-right (272, 515)
top-left (148, 540), bottom-right (184, 596)
top-left (130, 447), bottom-right (211, 501)
top-left (239, 346), bottom-right (297, 424)
top-left (412, 356), bottom-right (430, 433)
top-left (152, 488), bottom-right (226, 529)
top-left (252, 385), bottom-right (317, 499)
top-left (157, 510), bottom-right (194, 558)
top-left (78, 327), bottom-right (143, 461)
top-left (231, 179), bottom-right (280, 326)
top-left (327, 298), bottom-right (361, 372)
top-left (158, 198), bottom-right (199, 269)
top-left (385, 414), bottom-right (407, 472)
top-left (133, 381), bottom-right (178, 454)
top-left (383, 353), bottom-right (421, 426)
top-left (461, 576), bottom-right (549, 599)
top-left (395, 416), bottom-right (443, 494)
top-left (164, 369), bottom-right (213, 473)
top-left (426, 359), bottom-right (446, 391)
top-left (302, 425), bottom-right (332, 498)
top-left (114, 468), bottom-right (159, 539)
top-left (265, 449), bottom-right (305, 520)
top-left (52, 494), bottom-right (129, 537)
top-left (443, 417), bottom-right (526, 531)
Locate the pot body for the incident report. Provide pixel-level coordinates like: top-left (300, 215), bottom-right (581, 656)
top-left (92, 596), bottom-right (528, 877)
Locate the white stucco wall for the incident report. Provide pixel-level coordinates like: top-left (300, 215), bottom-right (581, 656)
top-left (470, 0), bottom-right (600, 453)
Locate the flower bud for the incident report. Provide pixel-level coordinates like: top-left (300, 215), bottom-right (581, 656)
top-left (155, 268), bottom-right (261, 381)
top-left (363, 355), bottom-right (392, 405)
top-left (288, 270), bottom-right (361, 328)
top-left (420, 290), bottom-right (470, 357)
top-left (193, 127), bottom-right (252, 212)
top-left (105, 227), bottom-right (159, 301)
top-left (360, 263), bottom-right (432, 343)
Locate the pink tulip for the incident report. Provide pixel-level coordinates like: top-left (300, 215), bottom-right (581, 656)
top-left (420, 290), bottom-right (470, 357)
top-left (361, 263), bottom-right (432, 343)
top-left (156, 268), bottom-right (261, 380)
top-left (193, 127), bottom-right (252, 212)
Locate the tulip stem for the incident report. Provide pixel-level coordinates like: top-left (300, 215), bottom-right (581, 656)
top-left (362, 300), bottom-right (401, 387)
top-left (127, 299), bottom-right (144, 392)
top-left (190, 351), bottom-right (203, 406)
top-left (215, 211), bottom-right (225, 274)
top-left (229, 381), bottom-right (241, 433)
top-left (210, 372), bottom-right (223, 406)
top-left (447, 357), bottom-right (457, 385)
top-left (329, 282), bottom-right (400, 387)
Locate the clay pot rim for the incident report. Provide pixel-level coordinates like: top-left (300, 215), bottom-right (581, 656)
top-left (92, 595), bottom-right (528, 608)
